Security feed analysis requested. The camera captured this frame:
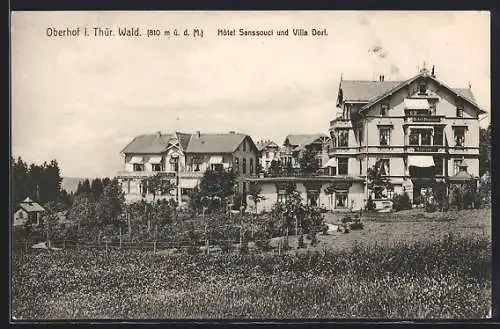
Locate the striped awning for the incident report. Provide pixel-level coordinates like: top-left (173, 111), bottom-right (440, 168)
top-left (148, 156), bottom-right (163, 164)
top-left (408, 155), bottom-right (434, 168)
top-left (130, 156), bottom-right (144, 164)
top-left (208, 156), bottom-right (223, 164)
top-left (404, 98), bottom-right (430, 110)
top-left (322, 157), bottom-right (336, 168)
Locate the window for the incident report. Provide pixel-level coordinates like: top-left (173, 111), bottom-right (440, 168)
top-left (19, 211), bottom-right (24, 219)
top-left (418, 83), bottom-right (427, 94)
top-left (242, 141), bottom-right (246, 152)
top-left (335, 192), bottom-right (348, 208)
top-left (133, 164), bottom-right (144, 172)
top-left (409, 129), bottom-right (433, 146)
top-left (379, 159), bottom-right (390, 176)
top-left (338, 157), bottom-right (348, 175)
top-left (250, 158), bottom-right (254, 174)
top-left (379, 128), bottom-right (391, 146)
top-left (152, 164), bottom-right (162, 172)
top-left (454, 160), bottom-right (462, 175)
top-left (194, 163), bottom-right (200, 172)
top-left (242, 158), bottom-right (247, 174)
top-left (454, 127), bottom-right (466, 147)
top-left (277, 188), bottom-right (287, 203)
top-left (342, 104), bottom-right (350, 120)
top-left (330, 166), bottom-right (337, 176)
top-left (211, 164), bottom-right (223, 172)
top-left (421, 129), bottom-right (432, 146)
top-left (265, 151), bottom-right (269, 158)
top-left (434, 157), bottom-right (443, 176)
top-left (456, 106), bottom-right (464, 118)
top-left (381, 103), bottom-right (389, 117)
top-left (234, 158), bottom-right (239, 174)
top-left (429, 102), bottom-right (436, 116)
top-left (433, 127), bottom-right (443, 146)
top-left (338, 129), bottom-right (349, 147)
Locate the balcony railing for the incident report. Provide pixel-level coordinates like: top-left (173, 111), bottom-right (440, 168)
top-left (406, 145), bottom-right (445, 153)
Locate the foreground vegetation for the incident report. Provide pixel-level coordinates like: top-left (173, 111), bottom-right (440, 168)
top-left (12, 232), bottom-right (490, 320)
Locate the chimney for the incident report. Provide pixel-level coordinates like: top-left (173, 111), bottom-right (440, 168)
top-left (431, 65), bottom-right (436, 78)
top-left (196, 131), bottom-right (201, 138)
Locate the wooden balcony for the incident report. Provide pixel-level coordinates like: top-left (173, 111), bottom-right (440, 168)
top-left (116, 170), bottom-right (177, 179)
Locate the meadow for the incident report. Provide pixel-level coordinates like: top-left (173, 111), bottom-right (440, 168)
top-left (11, 208), bottom-right (491, 320)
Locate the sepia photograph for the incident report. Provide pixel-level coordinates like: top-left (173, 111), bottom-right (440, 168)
top-left (10, 10), bottom-right (491, 320)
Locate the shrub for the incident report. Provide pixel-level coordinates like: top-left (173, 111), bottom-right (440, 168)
top-left (240, 239), bottom-right (249, 255)
top-left (366, 195), bottom-right (375, 211)
top-left (392, 192), bottom-right (412, 212)
top-left (349, 222), bottom-right (364, 230)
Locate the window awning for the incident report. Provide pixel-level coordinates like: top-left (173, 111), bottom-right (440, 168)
top-left (444, 127), bottom-right (454, 146)
top-left (404, 98), bottom-right (430, 110)
top-left (322, 158), bottom-right (336, 168)
top-left (130, 156), bottom-right (144, 164)
top-left (148, 156), bottom-right (163, 164)
top-left (408, 155), bottom-right (434, 168)
top-left (179, 178), bottom-right (198, 189)
top-left (208, 156), bottom-right (223, 164)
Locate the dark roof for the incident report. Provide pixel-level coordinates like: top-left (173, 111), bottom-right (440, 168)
top-left (453, 88), bottom-right (476, 104)
top-left (121, 133), bottom-right (174, 154)
top-left (284, 134), bottom-right (328, 148)
top-left (340, 80), bottom-right (402, 102)
top-left (185, 132), bottom-right (251, 154)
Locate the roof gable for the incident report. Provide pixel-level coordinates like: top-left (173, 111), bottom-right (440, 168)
top-left (284, 134), bottom-right (328, 148)
top-left (358, 73), bottom-right (485, 114)
top-left (339, 80), bottom-right (401, 103)
top-left (19, 201), bottom-right (45, 212)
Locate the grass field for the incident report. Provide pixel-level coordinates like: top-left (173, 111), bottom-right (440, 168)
top-left (11, 208), bottom-right (491, 320)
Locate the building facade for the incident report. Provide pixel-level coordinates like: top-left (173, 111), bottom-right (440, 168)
top-left (281, 134), bottom-right (331, 170)
top-left (117, 131), bottom-right (259, 204)
top-left (255, 140), bottom-right (280, 173)
top-left (328, 68), bottom-right (486, 204)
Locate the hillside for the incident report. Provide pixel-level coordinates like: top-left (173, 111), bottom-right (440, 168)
top-left (61, 177), bottom-right (87, 193)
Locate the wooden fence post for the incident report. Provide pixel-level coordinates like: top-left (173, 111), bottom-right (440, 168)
top-left (119, 226), bottom-right (122, 250)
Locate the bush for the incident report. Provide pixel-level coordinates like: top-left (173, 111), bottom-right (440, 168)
top-left (349, 222), bottom-right (364, 230)
top-left (392, 192), bottom-right (412, 212)
top-left (366, 195), bottom-right (375, 211)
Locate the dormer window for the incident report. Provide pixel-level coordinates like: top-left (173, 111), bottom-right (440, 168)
top-left (418, 83), bottom-right (427, 95)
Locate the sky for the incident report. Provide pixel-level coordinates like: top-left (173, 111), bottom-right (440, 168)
top-left (11, 11), bottom-right (490, 178)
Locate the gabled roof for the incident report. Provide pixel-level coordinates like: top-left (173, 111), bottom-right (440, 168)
top-left (356, 73), bottom-right (485, 114)
top-left (185, 132), bottom-right (255, 154)
top-left (256, 140), bottom-right (279, 152)
top-left (284, 134), bottom-right (329, 148)
top-left (18, 199), bottom-right (45, 212)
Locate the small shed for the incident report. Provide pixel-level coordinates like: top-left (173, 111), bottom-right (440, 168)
top-left (13, 197), bottom-right (45, 227)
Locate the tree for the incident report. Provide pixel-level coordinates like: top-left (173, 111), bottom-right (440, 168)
top-left (12, 157), bottom-right (29, 205)
top-left (77, 179), bottom-right (92, 196)
top-left (248, 181), bottom-right (265, 214)
top-left (90, 178), bottom-right (104, 200)
top-left (479, 124), bottom-right (491, 176)
top-left (95, 178), bottom-right (125, 228)
top-left (198, 169), bottom-right (236, 212)
top-left (367, 160), bottom-right (393, 199)
top-left (147, 173), bottom-right (175, 201)
top-left (299, 148), bottom-right (320, 175)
